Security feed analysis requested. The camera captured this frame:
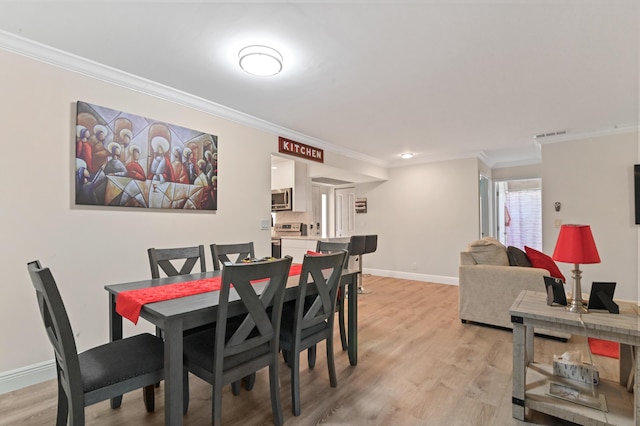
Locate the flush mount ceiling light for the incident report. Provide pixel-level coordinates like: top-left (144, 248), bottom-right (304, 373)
top-left (238, 45), bottom-right (283, 76)
top-left (400, 153), bottom-right (414, 159)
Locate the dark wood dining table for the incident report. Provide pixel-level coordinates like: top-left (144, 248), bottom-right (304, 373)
top-left (104, 264), bottom-right (361, 425)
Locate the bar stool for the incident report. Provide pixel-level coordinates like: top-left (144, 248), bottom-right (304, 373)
top-left (361, 235), bottom-right (378, 293)
top-left (349, 235), bottom-right (366, 293)
top-left (364, 234), bottom-right (378, 255)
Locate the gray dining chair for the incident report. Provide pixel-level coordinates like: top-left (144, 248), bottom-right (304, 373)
top-left (316, 240), bottom-right (351, 352)
top-left (148, 245), bottom-right (208, 339)
top-left (210, 242), bottom-right (255, 270)
top-left (148, 245), bottom-right (207, 279)
top-left (27, 260), bottom-right (164, 426)
top-left (210, 241), bottom-right (259, 394)
top-left (279, 250), bottom-right (347, 416)
top-left (148, 244), bottom-right (247, 395)
top-left (182, 256), bottom-right (292, 426)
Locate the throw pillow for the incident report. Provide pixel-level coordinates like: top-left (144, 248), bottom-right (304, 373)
top-left (524, 246), bottom-right (566, 282)
top-left (507, 246), bottom-right (532, 267)
top-left (468, 237), bottom-right (509, 266)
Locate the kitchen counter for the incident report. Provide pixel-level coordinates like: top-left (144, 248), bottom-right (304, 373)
top-left (276, 235), bottom-right (349, 241)
top-left (278, 236), bottom-right (351, 263)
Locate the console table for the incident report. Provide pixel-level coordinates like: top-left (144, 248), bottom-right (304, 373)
top-left (510, 290), bottom-right (639, 425)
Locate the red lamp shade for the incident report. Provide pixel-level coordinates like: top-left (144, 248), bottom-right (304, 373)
top-left (552, 224), bottom-right (601, 264)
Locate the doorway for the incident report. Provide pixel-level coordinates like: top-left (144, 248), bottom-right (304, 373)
top-left (311, 184), bottom-right (331, 238)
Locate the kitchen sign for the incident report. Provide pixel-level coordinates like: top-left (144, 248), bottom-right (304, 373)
top-left (278, 137), bottom-right (324, 163)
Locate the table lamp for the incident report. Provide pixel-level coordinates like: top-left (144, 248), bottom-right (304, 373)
top-left (552, 224), bottom-right (601, 313)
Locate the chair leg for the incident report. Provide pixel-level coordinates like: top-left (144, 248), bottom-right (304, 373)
top-left (55, 381), bottom-right (68, 426)
top-left (110, 395), bottom-right (122, 409)
top-left (327, 337), bottom-right (338, 388)
top-left (307, 345), bottom-right (317, 369)
top-left (68, 397), bottom-right (85, 426)
top-left (338, 297), bottom-right (348, 351)
top-left (244, 373), bottom-right (256, 390)
top-left (143, 384), bottom-right (155, 412)
top-left (212, 382), bottom-right (223, 426)
top-left (269, 361), bottom-right (284, 425)
top-left (282, 349), bottom-right (291, 367)
top-left (231, 381), bottom-right (241, 396)
top-left (291, 351), bottom-right (301, 416)
top-left (182, 368), bottom-right (190, 415)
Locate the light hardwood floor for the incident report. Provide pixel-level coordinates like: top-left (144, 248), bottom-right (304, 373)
top-left (1, 275), bottom-right (619, 425)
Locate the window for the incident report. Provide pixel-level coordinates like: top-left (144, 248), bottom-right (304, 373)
top-left (496, 179), bottom-right (542, 250)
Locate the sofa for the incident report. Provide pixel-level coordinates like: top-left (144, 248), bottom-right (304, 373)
top-left (458, 237), bottom-right (570, 340)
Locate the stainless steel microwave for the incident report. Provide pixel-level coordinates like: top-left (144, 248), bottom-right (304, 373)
top-left (271, 188), bottom-right (292, 211)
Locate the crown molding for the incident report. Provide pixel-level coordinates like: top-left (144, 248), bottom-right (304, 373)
top-left (0, 29), bottom-right (388, 168)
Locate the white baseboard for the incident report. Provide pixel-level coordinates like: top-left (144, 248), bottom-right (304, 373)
top-left (0, 360), bottom-right (56, 395)
top-left (363, 268), bottom-right (458, 286)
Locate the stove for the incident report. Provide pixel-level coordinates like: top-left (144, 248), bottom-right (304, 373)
top-left (273, 222), bottom-right (307, 237)
top-left (271, 222), bottom-right (307, 258)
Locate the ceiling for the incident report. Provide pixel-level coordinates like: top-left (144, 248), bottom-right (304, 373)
top-left (0, 1), bottom-right (637, 177)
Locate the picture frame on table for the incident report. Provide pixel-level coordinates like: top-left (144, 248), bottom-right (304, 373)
top-left (543, 276), bottom-right (567, 306)
top-left (587, 282), bottom-right (618, 313)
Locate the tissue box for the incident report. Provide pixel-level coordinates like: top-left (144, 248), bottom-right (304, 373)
top-left (553, 357), bottom-right (599, 385)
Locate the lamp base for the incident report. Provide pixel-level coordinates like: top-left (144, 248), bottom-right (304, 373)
top-left (566, 265), bottom-right (589, 314)
top-left (566, 299), bottom-right (589, 314)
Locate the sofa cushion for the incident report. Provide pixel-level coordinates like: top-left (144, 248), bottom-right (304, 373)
top-left (468, 237), bottom-right (508, 266)
top-left (524, 246), bottom-right (566, 282)
top-left (507, 246), bottom-right (532, 267)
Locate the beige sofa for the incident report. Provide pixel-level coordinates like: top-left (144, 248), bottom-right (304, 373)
top-left (458, 238), bottom-right (570, 340)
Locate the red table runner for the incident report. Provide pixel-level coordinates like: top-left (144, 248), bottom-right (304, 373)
top-left (117, 263), bottom-right (302, 324)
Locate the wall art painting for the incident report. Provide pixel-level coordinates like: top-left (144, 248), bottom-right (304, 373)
top-left (75, 101), bottom-right (218, 210)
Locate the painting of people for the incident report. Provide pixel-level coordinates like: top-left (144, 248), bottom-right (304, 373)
top-left (75, 101), bottom-right (218, 210)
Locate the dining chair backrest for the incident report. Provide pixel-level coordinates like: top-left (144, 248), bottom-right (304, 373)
top-left (148, 245), bottom-right (206, 278)
top-left (27, 260), bottom-right (164, 425)
top-left (292, 250), bottom-right (347, 343)
top-left (210, 242), bottom-right (255, 270)
top-left (215, 256), bottom-right (291, 367)
top-left (27, 260), bottom-right (82, 409)
top-left (315, 241), bottom-right (351, 268)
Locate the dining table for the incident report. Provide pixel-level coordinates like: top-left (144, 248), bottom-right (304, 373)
top-left (104, 263), bottom-right (361, 426)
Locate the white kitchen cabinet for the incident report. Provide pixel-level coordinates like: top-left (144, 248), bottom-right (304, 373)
top-left (271, 156), bottom-right (292, 190)
top-left (280, 238), bottom-right (318, 263)
top-left (271, 156), bottom-right (309, 212)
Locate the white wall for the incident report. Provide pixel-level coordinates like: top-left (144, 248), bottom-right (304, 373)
top-left (492, 163), bottom-right (542, 181)
top-left (0, 49), bottom-right (277, 376)
top-left (541, 131), bottom-right (639, 301)
top-left (354, 158), bottom-right (480, 283)
top-left (2, 40), bottom-right (638, 394)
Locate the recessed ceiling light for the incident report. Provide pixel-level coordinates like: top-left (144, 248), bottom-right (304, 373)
top-left (400, 153), bottom-right (414, 159)
top-left (238, 45), bottom-right (283, 77)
